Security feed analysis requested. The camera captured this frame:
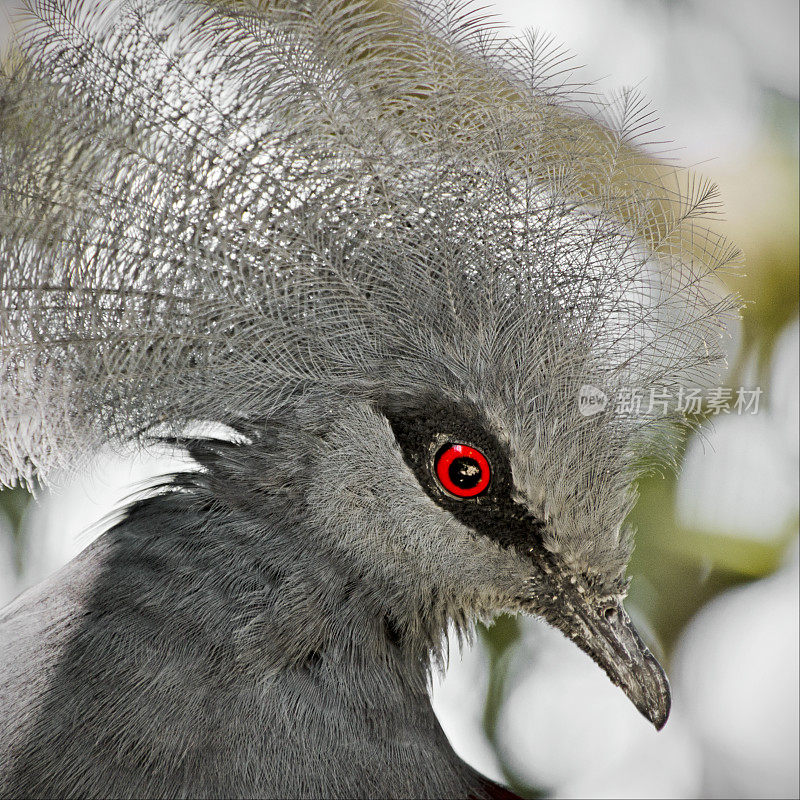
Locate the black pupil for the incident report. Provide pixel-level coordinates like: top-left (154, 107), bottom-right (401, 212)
top-left (448, 457), bottom-right (482, 490)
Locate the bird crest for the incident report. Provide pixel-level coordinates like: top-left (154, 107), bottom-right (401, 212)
top-left (0, 0), bottom-right (738, 580)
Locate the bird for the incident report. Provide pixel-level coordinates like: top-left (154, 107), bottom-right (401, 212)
top-left (0, 0), bottom-right (738, 797)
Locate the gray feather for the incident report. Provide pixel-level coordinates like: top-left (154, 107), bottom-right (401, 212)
top-left (0, 473), bottom-right (481, 798)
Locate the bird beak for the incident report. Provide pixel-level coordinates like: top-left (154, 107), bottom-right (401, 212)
top-left (570, 597), bottom-right (671, 729)
top-left (537, 592), bottom-right (671, 729)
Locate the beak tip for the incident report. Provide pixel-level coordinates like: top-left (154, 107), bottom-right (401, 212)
top-left (641, 666), bottom-right (671, 730)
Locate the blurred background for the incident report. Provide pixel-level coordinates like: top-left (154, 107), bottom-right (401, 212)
top-left (1, 0), bottom-right (798, 797)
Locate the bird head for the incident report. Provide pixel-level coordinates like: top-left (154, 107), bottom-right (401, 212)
top-left (295, 391), bottom-right (672, 725)
top-left (294, 314), bottom-right (672, 728)
top-left (0, 0), bottom-right (737, 733)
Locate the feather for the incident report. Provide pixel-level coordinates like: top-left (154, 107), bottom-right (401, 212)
top-left (0, 0), bottom-right (738, 498)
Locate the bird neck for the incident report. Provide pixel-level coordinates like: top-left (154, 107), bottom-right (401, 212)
top-left (4, 486), bottom-right (487, 799)
top-left (92, 486), bottom-right (477, 795)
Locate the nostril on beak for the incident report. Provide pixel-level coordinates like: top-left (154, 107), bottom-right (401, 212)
top-left (603, 605), bottom-right (618, 623)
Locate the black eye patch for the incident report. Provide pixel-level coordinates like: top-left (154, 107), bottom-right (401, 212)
top-left (378, 395), bottom-right (545, 555)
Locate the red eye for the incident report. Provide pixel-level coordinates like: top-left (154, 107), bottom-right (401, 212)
top-left (434, 443), bottom-right (491, 498)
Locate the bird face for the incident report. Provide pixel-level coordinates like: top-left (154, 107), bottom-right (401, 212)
top-left (303, 392), bottom-right (670, 730)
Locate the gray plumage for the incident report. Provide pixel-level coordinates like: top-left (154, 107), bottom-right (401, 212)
top-left (0, 1), bottom-right (737, 798)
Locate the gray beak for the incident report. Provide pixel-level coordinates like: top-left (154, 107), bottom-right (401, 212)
top-left (537, 592), bottom-right (671, 729)
top-left (572, 598), bottom-right (671, 729)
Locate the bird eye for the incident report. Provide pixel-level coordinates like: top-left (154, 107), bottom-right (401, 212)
top-left (434, 443), bottom-right (491, 498)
